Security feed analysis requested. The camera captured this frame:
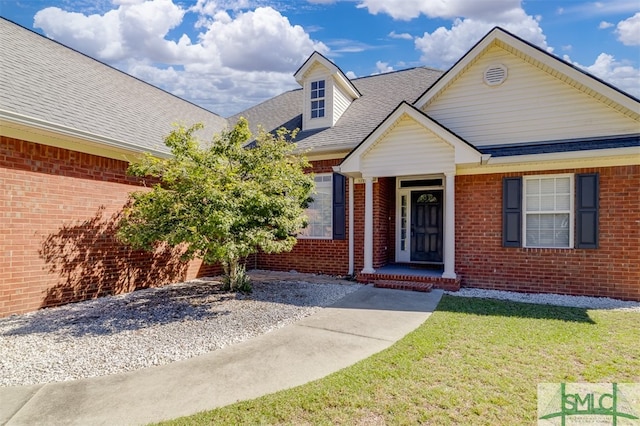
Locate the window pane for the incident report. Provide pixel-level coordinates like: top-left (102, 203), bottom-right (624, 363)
top-left (540, 178), bottom-right (555, 195)
top-left (524, 175), bottom-right (572, 248)
top-left (299, 174), bottom-right (332, 238)
top-left (526, 195), bottom-right (539, 211)
top-left (540, 194), bottom-right (555, 210)
top-left (556, 177), bottom-right (570, 193)
top-left (526, 212), bottom-right (570, 248)
top-left (556, 193), bottom-right (570, 210)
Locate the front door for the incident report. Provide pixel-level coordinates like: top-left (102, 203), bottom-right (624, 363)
top-left (410, 190), bottom-right (443, 262)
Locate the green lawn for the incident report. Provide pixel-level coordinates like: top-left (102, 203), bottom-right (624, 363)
top-left (158, 295), bottom-right (640, 425)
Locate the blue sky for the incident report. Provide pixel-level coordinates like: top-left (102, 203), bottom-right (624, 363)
top-left (1, 0), bottom-right (638, 117)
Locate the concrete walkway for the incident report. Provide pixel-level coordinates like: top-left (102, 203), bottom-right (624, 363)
top-left (1, 286), bottom-right (443, 426)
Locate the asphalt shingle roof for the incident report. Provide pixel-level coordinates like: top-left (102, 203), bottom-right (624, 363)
top-left (0, 18), bottom-right (227, 156)
top-left (230, 66), bottom-right (444, 153)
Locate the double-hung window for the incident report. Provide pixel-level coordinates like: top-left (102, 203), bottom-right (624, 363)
top-left (503, 173), bottom-right (599, 249)
top-left (310, 80), bottom-right (325, 119)
top-left (299, 174), bottom-right (332, 238)
top-left (524, 175), bottom-right (573, 248)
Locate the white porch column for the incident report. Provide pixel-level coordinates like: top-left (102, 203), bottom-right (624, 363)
top-left (362, 176), bottom-right (375, 274)
top-left (442, 172), bottom-right (457, 279)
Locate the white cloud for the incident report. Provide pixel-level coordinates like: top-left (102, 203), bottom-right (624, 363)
top-left (33, 1), bottom-right (327, 117)
top-left (345, 70), bottom-right (358, 79)
top-left (414, 10), bottom-right (548, 69)
top-left (355, 0), bottom-right (549, 70)
top-left (599, 21), bottom-right (614, 29)
top-left (388, 31), bottom-right (413, 40)
top-left (357, 0), bottom-right (522, 21)
top-left (374, 61), bottom-right (394, 74)
top-left (565, 53), bottom-right (640, 98)
top-left (616, 12), bottom-right (640, 46)
top-left (199, 7), bottom-right (328, 73)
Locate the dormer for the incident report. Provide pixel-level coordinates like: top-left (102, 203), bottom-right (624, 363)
top-left (294, 52), bottom-right (361, 131)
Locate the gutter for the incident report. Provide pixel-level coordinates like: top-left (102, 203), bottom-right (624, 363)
top-left (0, 109), bottom-right (172, 158)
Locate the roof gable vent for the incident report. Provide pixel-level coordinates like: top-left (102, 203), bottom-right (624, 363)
top-left (484, 64), bottom-right (508, 86)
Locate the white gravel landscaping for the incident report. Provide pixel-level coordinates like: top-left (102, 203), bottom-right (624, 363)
top-left (2, 272), bottom-right (638, 387)
top-left (446, 288), bottom-right (640, 311)
top-left (0, 271), bottom-right (359, 387)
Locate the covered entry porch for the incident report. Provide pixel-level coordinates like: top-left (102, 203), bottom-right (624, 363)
top-left (333, 102), bottom-right (482, 289)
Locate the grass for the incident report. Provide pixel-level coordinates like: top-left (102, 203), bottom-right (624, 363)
top-left (157, 295), bottom-right (640, 425)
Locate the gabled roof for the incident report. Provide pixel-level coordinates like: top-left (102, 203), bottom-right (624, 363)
top-left (339, 101), bottom-right (482, 176)
top-left (293, 51), bottom-right (361, 99)
top-left (0, 18), bottom-right (227, 157)
top-left (414, 26), bottom-right (639, 118)
top-left (231, 66), bottom-right (444, 154)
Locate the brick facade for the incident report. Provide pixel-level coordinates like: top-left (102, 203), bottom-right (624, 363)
top-left (256, 159), bottom-right (350, 275)
top-left (455, 165), bottom-right (640, 301)
top-left (3, 136), bottom-right (638, 317)
top-left (0, 137), bottom-right (220, 317)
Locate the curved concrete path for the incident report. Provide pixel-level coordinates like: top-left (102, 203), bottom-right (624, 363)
top-left (1, 286), bottom-right (443, 426)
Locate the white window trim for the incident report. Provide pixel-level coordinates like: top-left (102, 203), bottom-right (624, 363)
top-left (298, 173), bottom-right (333, 240)
top-left (523, 173), bottom-right (574, 249)
top-left (310, 80), bottom-right (326, 119)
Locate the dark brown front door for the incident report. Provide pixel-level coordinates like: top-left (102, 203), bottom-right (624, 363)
top-left (410, 190), bottom-right (443, 262)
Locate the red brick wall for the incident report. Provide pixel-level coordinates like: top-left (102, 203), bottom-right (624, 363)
top-left (256, 159), bottom-right (350, 275)
top-left (455, 165), bottom-right (640, 301)
top-left (373, 177), bottom-right (394, 267)
top-left (0, 137), bottom-right (220, 317)
top-left (263, 174), bottom-right (396, 275)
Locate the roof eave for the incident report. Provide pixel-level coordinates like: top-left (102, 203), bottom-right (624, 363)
top-left (0, 109), bottom-right (171, 158)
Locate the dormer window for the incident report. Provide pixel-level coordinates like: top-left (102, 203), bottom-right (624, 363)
top-left (294, 52), bottom-right (360, 131)
top-left (311, 80), bottom-right (325, 118)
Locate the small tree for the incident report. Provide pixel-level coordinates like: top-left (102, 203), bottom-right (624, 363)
top-left (117, 118), bottom-right (314, 291)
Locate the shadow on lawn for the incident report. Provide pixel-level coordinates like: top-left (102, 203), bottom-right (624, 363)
top-left (439, 294), bottom-right (596, 324)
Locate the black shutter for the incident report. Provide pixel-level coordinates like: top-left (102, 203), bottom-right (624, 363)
top-left (503, 177), bottom-right (522, 247)
top-left (332, 173), bottom-right (346, 240)
top-left (576, 173), bottom-right (599, 249)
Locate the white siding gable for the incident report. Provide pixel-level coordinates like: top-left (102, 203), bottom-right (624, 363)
top-left (361, 115), bottom-right (455, 177)
top-left (302, 63), bottom-right (332, 131)
top-left (423, 44), bottom-right (640, 147)
top-left (333, 83), bottom-right (351, 124)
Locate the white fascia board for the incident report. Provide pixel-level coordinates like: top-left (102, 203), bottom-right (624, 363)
top-left (485, 146), bottom-right (640, 165)
top-left (414, 28), bottom-right (640, 116)
top-left (334, 73), bottom-right (360, 100)
top-left (294, 52), bottom-right (360, 99)
top-left (1, 109), bottom-right (171, 158)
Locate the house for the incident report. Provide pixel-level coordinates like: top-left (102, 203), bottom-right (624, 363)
top-left (1, 18), bottom-right (638, 317)
top-left (0, 18), bottom-right (227, 316)
top-left (231, 27), bottom-right (639, 300)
